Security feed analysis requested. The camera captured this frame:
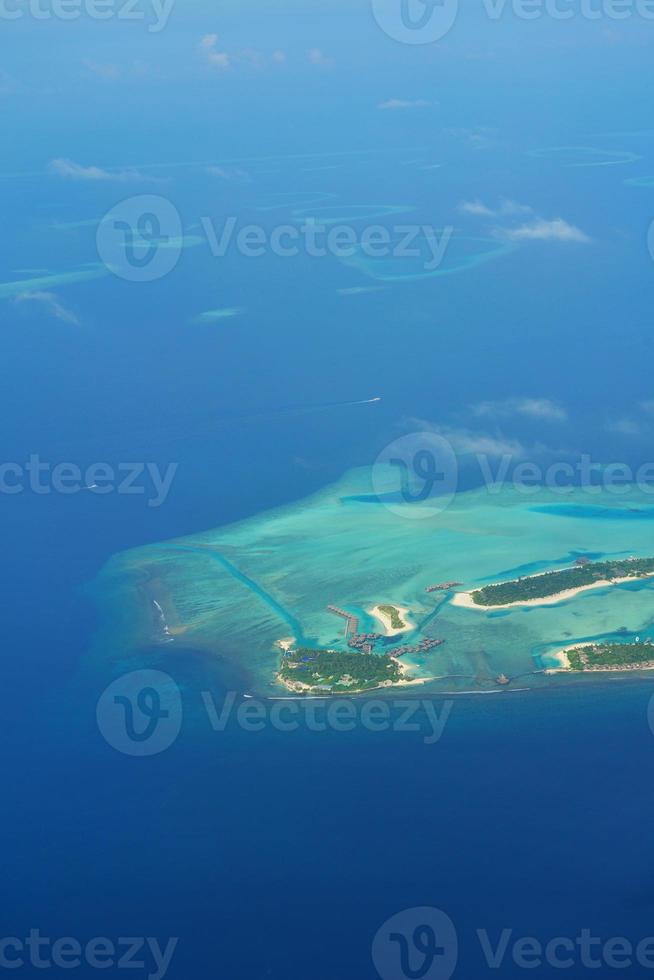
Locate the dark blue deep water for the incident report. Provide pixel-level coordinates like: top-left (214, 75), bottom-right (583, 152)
top-left (7, 660), bottom-right (654, 978)
top-left (4, 2), bottom-right (654, 977)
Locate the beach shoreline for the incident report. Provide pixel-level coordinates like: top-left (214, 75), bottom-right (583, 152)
top-left (368, 603), bottom-right (412, 635)
top-left (451, 572), bottom-right (654, 612)
top-left (545, 641), bottom-right (654, 674)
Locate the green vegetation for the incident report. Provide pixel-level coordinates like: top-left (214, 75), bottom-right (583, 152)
top-left (377, 605), bottom-right (406, 630)
top-left (471, 557), bottom-right (654, 607)
top-left (566, 641), bottom-right (654, 671)
top-left (279, 647), bottom-right (402, 693)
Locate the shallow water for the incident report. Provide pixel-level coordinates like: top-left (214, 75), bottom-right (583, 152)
top-left (91, 473), bottom-right (654, 696)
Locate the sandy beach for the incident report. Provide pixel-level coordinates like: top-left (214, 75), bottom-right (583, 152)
top-left (451, 573), bottom-right (654, 612)
top-left (544, 648), bottom-right (574, 672)
top-left (391, 660), bottom-right (434, 688)
top-left (368, 603), bottom-right (412, 635)
top-left (545, 641), bottom-right (654, 674)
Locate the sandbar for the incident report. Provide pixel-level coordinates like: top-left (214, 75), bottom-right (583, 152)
top-left (368, 604), bottom-right (412, 635)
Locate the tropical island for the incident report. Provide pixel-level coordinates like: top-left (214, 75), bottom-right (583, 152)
top-left (369, 603), bottom-right (411, 635)
top-left (550, 640), bottom-right (654, 673)
top-left (90, 471), bottom-right (654, 697)
top-left (452, 557), bottom-right (654, 610)
top-left (278, 646), bottom-right (414, 694)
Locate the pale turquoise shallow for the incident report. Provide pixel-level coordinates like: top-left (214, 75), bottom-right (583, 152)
top-left (90, 469), bottom-right (654, 695)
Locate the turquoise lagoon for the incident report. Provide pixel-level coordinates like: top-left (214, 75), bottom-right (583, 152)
top-left (91, 470), bottom-right (654, 696)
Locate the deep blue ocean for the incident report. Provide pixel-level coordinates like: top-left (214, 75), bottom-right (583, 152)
top-left (4, 2), bottom-right (654, 977)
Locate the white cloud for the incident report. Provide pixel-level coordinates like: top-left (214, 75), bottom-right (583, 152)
top-left (442, 428), bottom-right (526, 457)
top-left (459, 199), bottom-right (533, 218)
top-left (239, 48), bottom-right (266, 69)
top-left (408, 418), bottom-right (527, 458)
top-left (198, 36), bottom-right (287, 71)
top-left (82, 59), bottom-right (149, 80)
top-left (378, 99), bottom-right (431, 110)
top-left (459, 200), bottom-right (495, 217)
top-left (498, 217), bottom-right (591, 243)
top-left (14, 291), bottom-right (80, 326)
top-left (199, 34), bottom-right (231, 70)
top-left (206, 165), bottom-right (251, 183)
top-left (444, 127), bottom-right (498, 149)
top-left (83, 59), bottom-right (122, 80)
top-left (462, 200), bottom-right (591, 245)
top-left (473, 398), bottom-right (568, 422)
top-left (308, 48), bottom-right (333, 67)
top-left (48, 158), bottom-right (146, 182)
